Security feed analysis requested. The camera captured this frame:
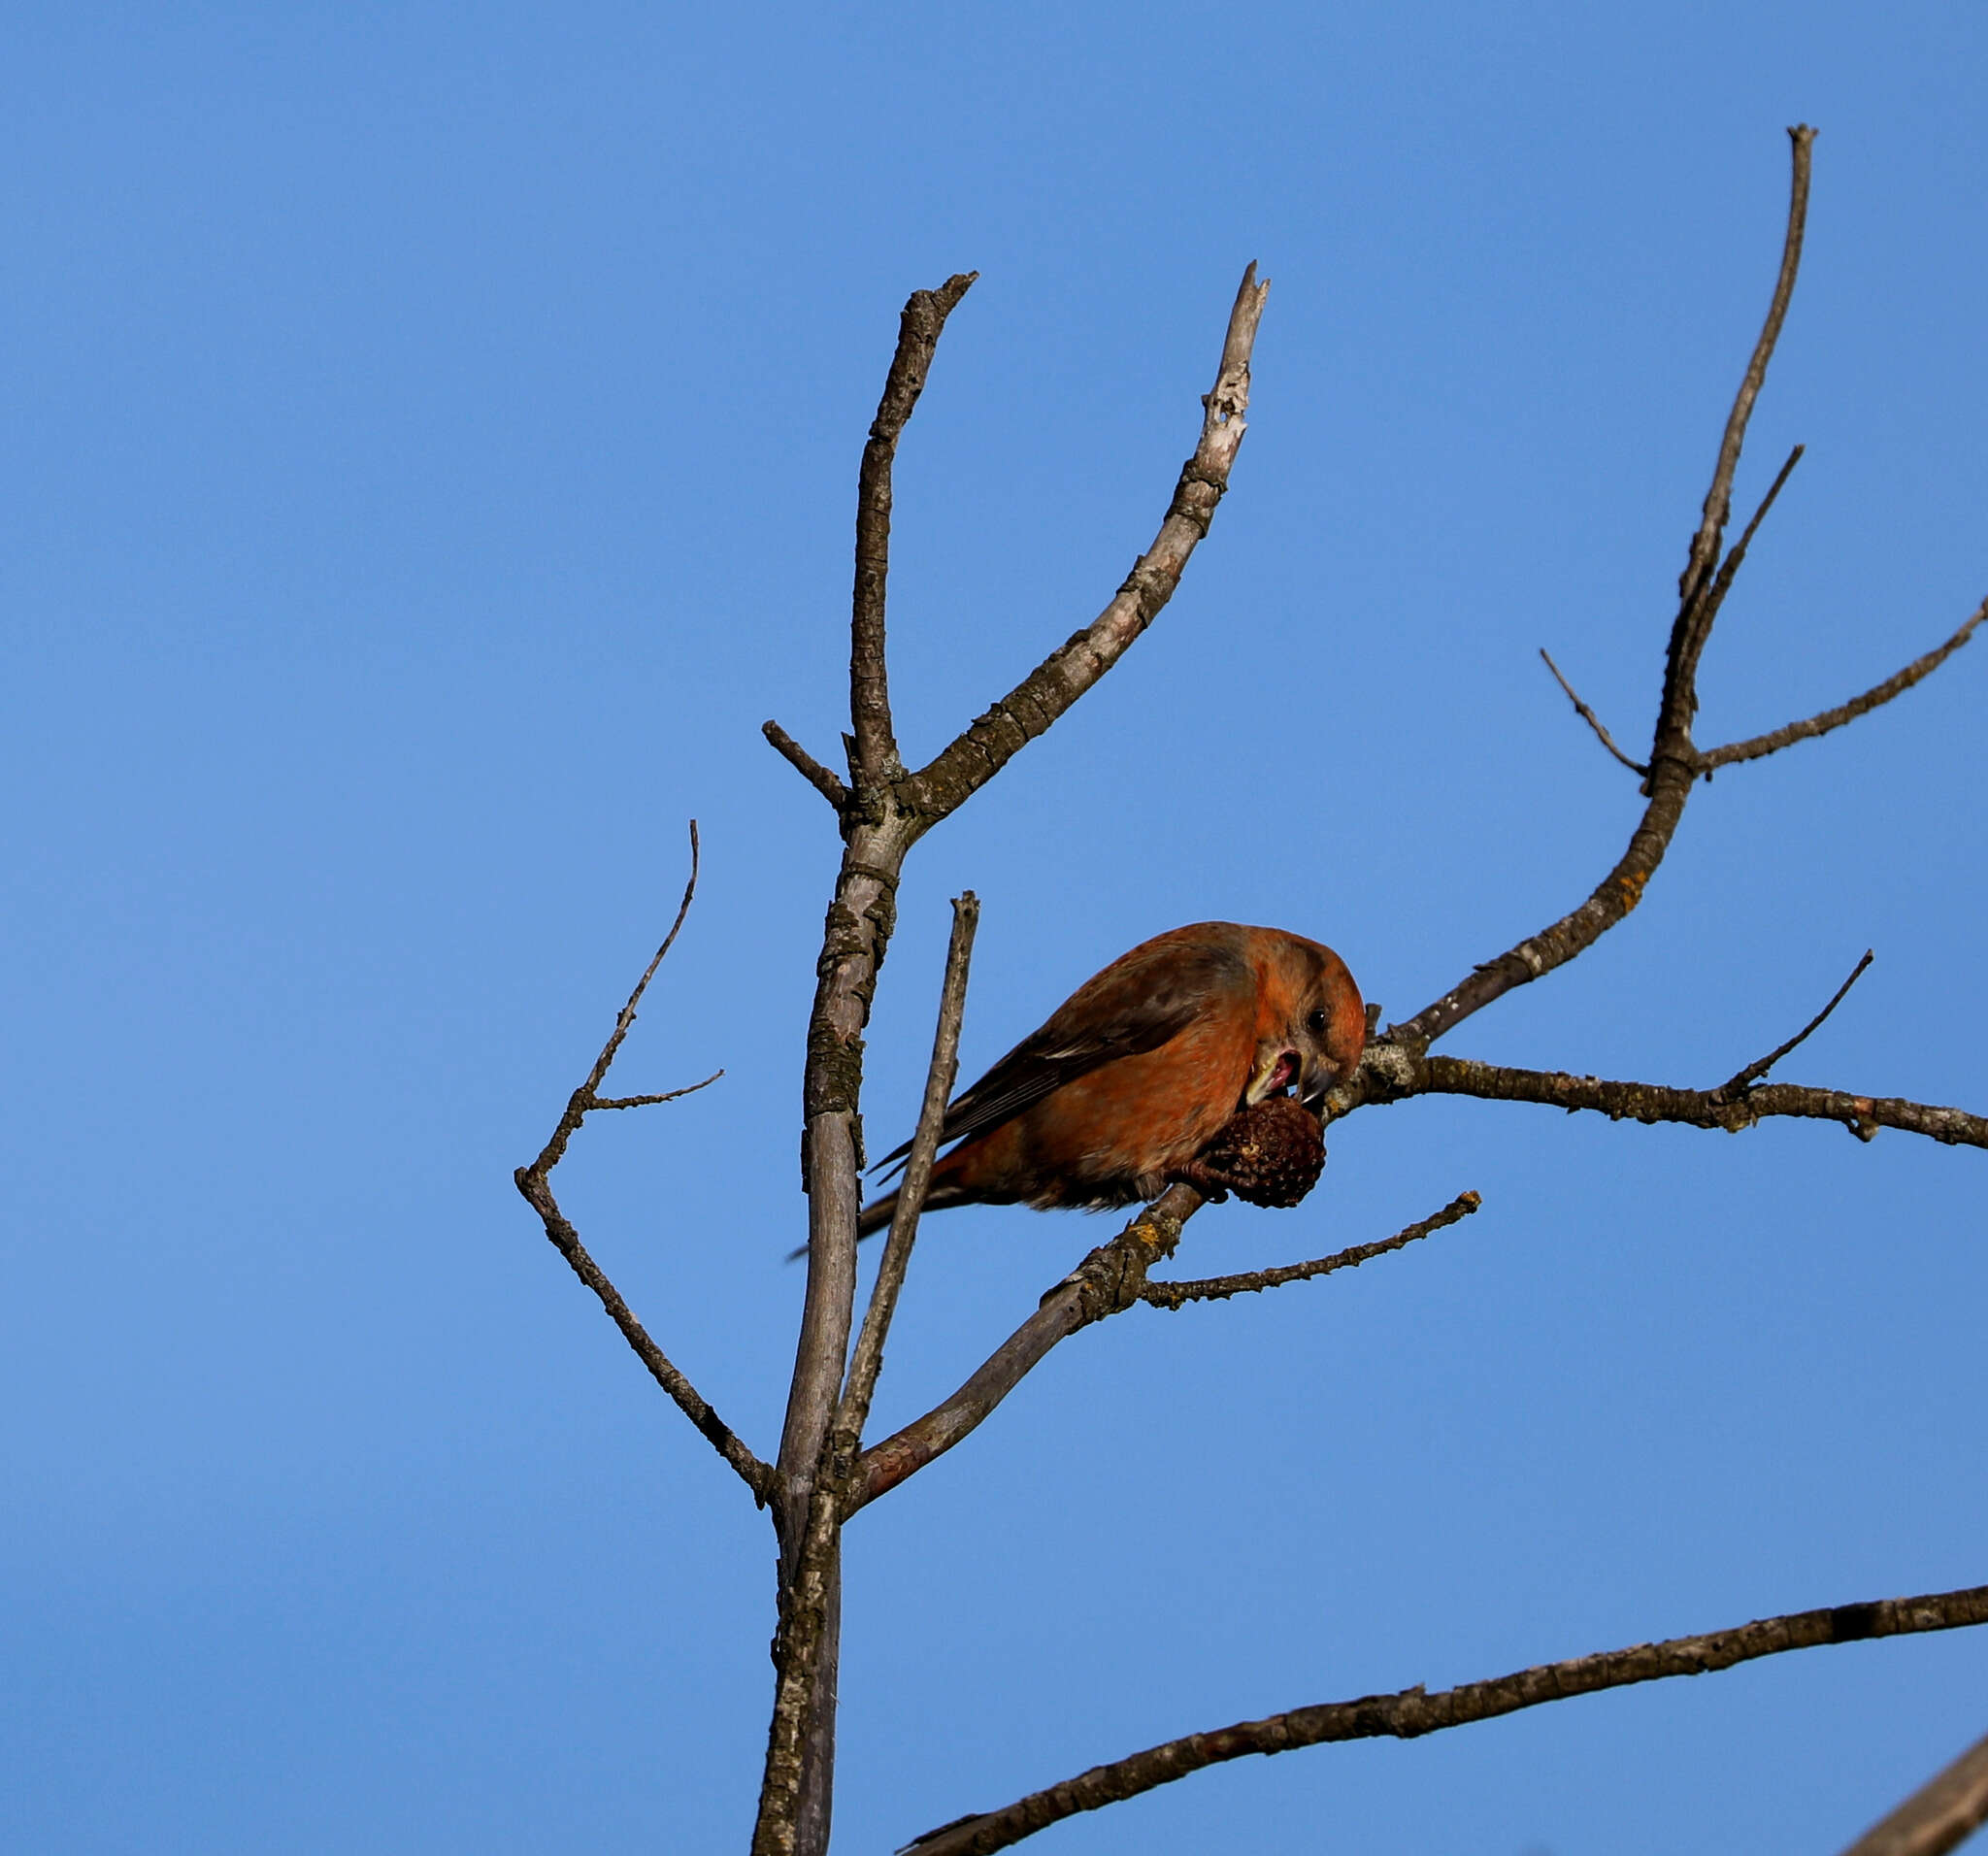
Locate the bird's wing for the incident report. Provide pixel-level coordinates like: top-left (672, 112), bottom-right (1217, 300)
top-left (876, 934), bottom-right (1248, 1171)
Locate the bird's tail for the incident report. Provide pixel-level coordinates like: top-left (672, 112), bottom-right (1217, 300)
top-left (783, 1183), bottom-right (967, 1261)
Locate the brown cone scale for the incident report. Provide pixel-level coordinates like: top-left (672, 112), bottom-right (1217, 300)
top-left (1198, 1096), bottom-right (1326, 1209)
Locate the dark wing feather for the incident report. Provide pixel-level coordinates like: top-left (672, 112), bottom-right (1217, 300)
top-left (875, 933), bottom-right (1247, 1173)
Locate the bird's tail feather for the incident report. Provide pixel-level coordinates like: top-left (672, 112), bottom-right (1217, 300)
top-left (783, 1184), bottom-right (966, 1261)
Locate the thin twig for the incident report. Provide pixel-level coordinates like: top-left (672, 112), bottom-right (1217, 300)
top-left (1714, 949), bottom-right (1872, 1099)
top-left (763, 719), bottom-right (850, 809)
top-left (1691, 441), bottom-right (1805, 645)
top-left (515, 1171), bottom-right (772, 1500)
top-left (512, 824), bottom-right (773, 1501)
top-left (837, 894), bottom-right (979, 1453)
top-left (1139, 1191), bottom-right (1481, 1309)
top-left (1539, 650), bottom-right (1647, 776)
top-left (1700, 596), bottom-right (1988, 773)
top-left (901, 1581), bottom-right (1988, 1856)
top-left (849, 273), bottom-right (979, 785)
top-left (847, 1186), bottom-right (1204, 1515)
top-left (761, 272), bottom-right (1278, 1851)
top-left (1839, 1727), bottom-right (1988, 1856)
top-left (903, 263), bottom-right (1272, 829)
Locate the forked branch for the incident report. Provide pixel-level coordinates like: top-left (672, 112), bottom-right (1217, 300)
top-left (1381, 136), bottom-right (1815, 1056)
top-left (764, 268), bottom-right (1276, 1856)
top-left (1669, 128), bottom-right (1815, 680)
top-left (903, 1582), bottom-right (1988, 1856)
top-left (513, 824), bottom-right (771, 1501)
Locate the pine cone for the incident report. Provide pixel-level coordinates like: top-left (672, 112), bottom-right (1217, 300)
top-left (1198, 1096), bottom-right (1326, 1209)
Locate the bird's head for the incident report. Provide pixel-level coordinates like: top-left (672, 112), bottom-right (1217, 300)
top-left (1243, 936), bottom-right (1367, 1112)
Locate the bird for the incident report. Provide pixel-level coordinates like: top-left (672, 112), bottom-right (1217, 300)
top-left (857, 921), bottom-right (1366, 1239)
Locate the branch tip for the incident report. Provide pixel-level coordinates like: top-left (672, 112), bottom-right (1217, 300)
top-left (1716, 949), bottom-right (1873, 1098)
top-left (763, 720), bottom-right (849, 809)
top-left (1539, 649), bottom-right (1648, 776)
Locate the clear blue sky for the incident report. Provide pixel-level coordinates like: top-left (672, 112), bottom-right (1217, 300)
top-left (4, 4), bottom-right (1983, 1851)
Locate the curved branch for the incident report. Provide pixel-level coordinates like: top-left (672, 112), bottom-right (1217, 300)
top-left (1380, 747), bottom-right (1697, 1053)
top-left (903, 1581), bottom-right (1988, 1856)
top-left (903, 263), bottom-right (1271, 830)
top-left (1383, 132), bottom-right (1817, 1055)
top-left (1714, 948), bottom-right (1871, 1098)
top-left (1700, 597), bottom-right (1987, 773)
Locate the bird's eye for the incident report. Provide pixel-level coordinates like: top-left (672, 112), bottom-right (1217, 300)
top-left (1306, 1007), bottom-right (1329, 1034)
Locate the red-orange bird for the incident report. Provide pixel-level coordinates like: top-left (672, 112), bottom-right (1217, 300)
top-left (858, 922), bottom-right (1366, 1237)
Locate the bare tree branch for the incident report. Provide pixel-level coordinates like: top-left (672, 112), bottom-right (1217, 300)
top-left (1353, 1046), bottom-right (1988, 1150)
top-left (512, 824), bottom-right (773, 1502)
top-left (1139, 1191), bottom-right (1481, 1309)
top-left (850, 273), bottom-right (979, 785)
top-left (1714, 948), bottom-right (1872, 1098)
top-left (847, 1185), bottom-right (1203, 1515)
top-left (1540, 649), bottom-right (1647, 776)
top-left (902, 263), bottom-right (1272, 829)
top-left (762, 279), bottom-right (983, 1856)
top-left (1839, 1728), bottom-right (1988, 1856)
top-left (1700, 597), bottom-right (1988, 773)
top-left (903, 1581), bottom-right (1988, 1856)
top-left (838, 893), bottom-right (980, 1452)
top-left (765, 267), bottom-right (1278, 1856)
top-left (1380, 132), bottom-right (1818, 1058)
top-left (762, 718), bottom-right (850, 810)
